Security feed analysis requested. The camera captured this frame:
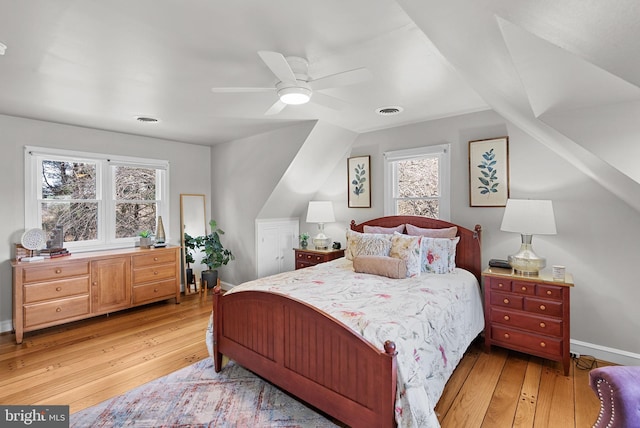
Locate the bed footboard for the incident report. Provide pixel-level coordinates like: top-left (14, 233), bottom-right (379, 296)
top-left (214, 287), bottom-right (397, 428)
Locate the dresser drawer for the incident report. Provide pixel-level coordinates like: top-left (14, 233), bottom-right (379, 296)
top-left (133, 251), bottom-right (177, 268)
top-left (24, 277), bottom-right (90, 304)
top-left (524, 297), bottom-right (563, 318)
top-left (24, 295), bottom-right (90, 328)
top-left (132, 279), bottom-right (176, 304)
top-left (512, 281), bottom-right (535, 295)
top-left (491, 325), bottom-right (562, 357)
top-left (488, 277), bottom-right (512, 292)
top-left (490, 308), bottom-right (562, 337)
top-left (297, 252), bottom-right (324, 264)
top-left (490, 292), bottom-right (523, 310)
top-left (536, 284), bottom-right (563, 300)
top-left (132, 264), bottom-right (176, 284)
top-left (22, 262), bottom-right (90, 283)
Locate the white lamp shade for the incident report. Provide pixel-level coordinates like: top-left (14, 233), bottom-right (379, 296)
top-left (306, 201), bottom-right (335, 223)
top-left (500, 199), bottom-right (557, 235)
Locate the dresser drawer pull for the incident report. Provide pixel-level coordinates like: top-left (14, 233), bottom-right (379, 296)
top-left (307, 255), bottom-right (312, 259)
top-left (539, 322), bottom-right (546, 328)
top-left (55, 269), bottom-right (62, 274)
top-left (503, 315), bottom-right (510, 321)
top-left (154, 288), bottom-right (158, 293)
top-left (540, 342), bottom-right (546, 348)
top-left (154, 257), bottom-right (159, 261)
top-left (498, 283), bottom-right (504, 288)
top-left (521, 286), bottom-right (527, 291)
top-left (92, 282), bottom-right (98, 286)
top-left (504, 333), bottom-right (510, 339)
top-left (539, 304), bottom-right (546, 311)
top-left (503, 298), bottom-right (510, 304)
top-left (546, 290), bottom-right (552, 295)
top-left (56, 307), bottom-right (62, 312)
top-left (154, 271), bottom-right (159, 275)
top-left (56, 287), bottom-right (62, 292)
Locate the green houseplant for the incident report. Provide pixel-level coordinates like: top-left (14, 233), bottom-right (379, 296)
top-left (138, 230), bottom-right (152, 249)
top-left (194, 220), bottom-right (235, 289)
top-left (183, 232), bottom-right (197, 287)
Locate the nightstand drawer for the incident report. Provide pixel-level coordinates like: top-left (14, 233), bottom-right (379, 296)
top-left (491, 325), bottom-right (562, 357)
top-left (490, 308), bottom-right (563, 337)
top-left (524, 297), bottom-right (563, 317)
top-left (297, 252), bottom-right (324, 263)
top-left (536, 284), bottom-right (563, 300)
top-left (512, 281), bottom-right (535, 295)
top-left (488, 278), bottom-right (512, 292)
top-left (490, 292), bottom-right (523, 310)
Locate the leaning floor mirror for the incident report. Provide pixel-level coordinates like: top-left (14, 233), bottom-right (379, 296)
top-left (180, 194), bottom-right (207, 294)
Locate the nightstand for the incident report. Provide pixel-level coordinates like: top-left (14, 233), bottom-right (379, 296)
top-left (294, 248), bottom-right (345, 270)
top-left (482, 267), bottom-right (574, 376)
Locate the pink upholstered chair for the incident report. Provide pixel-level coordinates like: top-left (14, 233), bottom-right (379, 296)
top-left (589, 366), bottom-right (640, 428)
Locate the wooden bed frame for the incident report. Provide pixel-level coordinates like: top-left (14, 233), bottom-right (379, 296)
top-left (213, 216), bottom-right (482, 428)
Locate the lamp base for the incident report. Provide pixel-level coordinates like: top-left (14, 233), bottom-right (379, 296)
top-left (312, 232), bottom-right (331, 250)
top-left (508, 241), bottom-right (546, 276)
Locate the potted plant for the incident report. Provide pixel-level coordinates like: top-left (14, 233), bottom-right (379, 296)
top-left (299, 232), bottom-right (310, 249)
top-left (194, 220), bottom-right (235, 289)
top-left (139, 230), bottom-right (152, 249)
top-left (183, 232), bottom-right (197, 287)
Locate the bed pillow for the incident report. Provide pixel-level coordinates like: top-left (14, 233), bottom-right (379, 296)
top-left (363, 224), bottom-right (405, 234)
top-left (345, 229), bottom-right (393, 260)
top-left (389, 233), bottom-right (422, 277)
top-left (405, 224), bottom-right (458, 239)
top-left (353, 255), bottom-right (407, 279)
top-left (420, 236), bottom-right (460, 274)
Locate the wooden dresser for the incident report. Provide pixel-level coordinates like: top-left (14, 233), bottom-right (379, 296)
top-left (482, 267), bottom-right (574, 376)
top-left (294, 248), bottom-right (345, 269)
top-left (12, 246), bottom-right (180, 344)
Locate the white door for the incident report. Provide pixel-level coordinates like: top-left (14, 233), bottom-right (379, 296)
top-left (256, 218), bottom-right (299, 278)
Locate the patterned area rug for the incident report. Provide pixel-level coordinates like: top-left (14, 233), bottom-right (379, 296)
top-left (70, 358), bottom-right (340, 427)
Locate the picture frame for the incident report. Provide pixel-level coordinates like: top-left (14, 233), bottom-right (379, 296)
top-left (468, 136), bottom-right (510, 207)
top-left (348, 155), bottom-right (371, 208)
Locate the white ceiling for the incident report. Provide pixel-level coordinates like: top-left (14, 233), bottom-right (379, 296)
top-left (1, 0), bottom-right (640, 211)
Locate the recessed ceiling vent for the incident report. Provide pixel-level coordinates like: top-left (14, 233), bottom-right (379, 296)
top-left (135, 116), bottom-right (159, 123)
top-left (376, 106), bottom-right (403, 116)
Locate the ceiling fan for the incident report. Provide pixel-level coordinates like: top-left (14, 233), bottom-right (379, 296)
top-left (211, 50), bottom-right (372, 115)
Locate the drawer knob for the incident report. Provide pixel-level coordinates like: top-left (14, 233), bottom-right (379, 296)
top-left (154, 288), bottom-right (158, 293)
top-left (92, 282), bottom-right (98, 286)
top-left (56, 287), bottom-right (62, 292)
top-left (154, 257), bottom-right (159, 261)
top-left (503, 298), bottom-right (510, 304)
top-left (546, 290), bottom-right (552, 295)
top-left (539, 304), bottom-right (546, 311)
top-left (56, 307), bottom-right (62, 312)
top-left (504, 333), bottom-right (510, 339)
top-left (503, 315), bottom-right (510, 321)
top-left (540, 342), bottom-right (546, 348)
top-left (540, 322), bottom-right (546, 328)
top-left (498, 283), bottom-right (504, 288)
top-left (55, 269), bottom-right (62, 274)
top-left (154, 271), bottom-right (158, 275)
top-left (307, 255), bottom-right (312, 259)
top-left (521, 286), bottom-right (527, 291)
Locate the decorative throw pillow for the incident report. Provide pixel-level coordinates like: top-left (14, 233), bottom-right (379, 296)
top-left (420, 236), bottom-right (460, 274)
top-left (363, 224), bottom-right (405, 234)
top-left (353, 255), bottom-right (407, 279)
top-left (345, 229), bottom-right (393, 260)
top-left (389, 233), bottom-right (422, 277)
top-left (405, 223), bottom-right (458, 238)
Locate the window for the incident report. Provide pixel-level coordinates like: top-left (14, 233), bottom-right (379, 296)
top-left (383, 144), bottom-right (450, 220)
top-left (25, 146), bottom-right (169, 251)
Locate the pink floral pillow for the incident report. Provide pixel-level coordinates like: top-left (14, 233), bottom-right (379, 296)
top-left (389, 233), bottom-right (421, 277)
top-left (420, 237), bottom-right (460, 274)
top-left (405, 224), bottom-right (458, 238)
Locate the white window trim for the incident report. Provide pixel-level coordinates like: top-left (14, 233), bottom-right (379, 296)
top-left (25, 145), bottom-right (170, 252)
top-left (383, 143), bottom-right (451, 220)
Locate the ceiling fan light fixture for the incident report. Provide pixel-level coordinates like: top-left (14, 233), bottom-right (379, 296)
top-left (278, 87), bottom-right (311, 105)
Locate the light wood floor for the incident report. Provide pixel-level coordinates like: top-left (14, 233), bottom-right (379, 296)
top-left (0, 292), bottom-right (607, 427)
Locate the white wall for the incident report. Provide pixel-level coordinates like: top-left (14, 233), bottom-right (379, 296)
top-left (0, 114), bottom-right (211, 333)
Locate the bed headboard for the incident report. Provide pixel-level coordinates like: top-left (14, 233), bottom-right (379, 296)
top-left (350, 215), bottom-right (482, 282)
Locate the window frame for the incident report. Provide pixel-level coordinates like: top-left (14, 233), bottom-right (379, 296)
top-left (383, 143), bottom-right (451, 220)
top-left (25, 146), bottom-right (169, 252)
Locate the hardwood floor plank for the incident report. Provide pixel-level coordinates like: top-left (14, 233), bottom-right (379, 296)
top-left (435, 341), bottom-right (481, 420)
top-left (481, 351), bottom-right (529, 428)
top-left (513, 356), bottom-right (544, 428)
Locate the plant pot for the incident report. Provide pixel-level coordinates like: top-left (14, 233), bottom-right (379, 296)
top-left (201, 269), bottom-right (219, 289)
top-left (139, 237), bottom-right (152, 249)
top-left (186, 268), bottom-right (194, 287)
top-left (300, 240), bottom-right (308, 249)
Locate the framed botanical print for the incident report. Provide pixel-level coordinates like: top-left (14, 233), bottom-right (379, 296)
top-left (348, 155), bottom-right (371, 208)
top-left (468, 137), bottom-right (510, 207)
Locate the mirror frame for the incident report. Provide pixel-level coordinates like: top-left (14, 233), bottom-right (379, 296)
top-left (180, 193), bottom-right (207, 294)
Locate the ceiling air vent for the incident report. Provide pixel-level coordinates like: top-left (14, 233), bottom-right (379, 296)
top-left (135, 116), bottom-right (159, 123)
top-left (375, 106), bottom-right (403, 116)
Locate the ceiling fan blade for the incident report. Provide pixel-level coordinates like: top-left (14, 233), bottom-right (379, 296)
top-left (310, 92), bottom-right (346, 111)
top-left (211, 87), bottom-right (273, 93)
top-left (309, 67), bottom-right (372, 91)
top-left (258, 51), bottom-right (297, 84)
top-left (264, 99), bottom-right (287, 115)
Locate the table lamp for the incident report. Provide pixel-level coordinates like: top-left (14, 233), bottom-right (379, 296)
top-left (306, 201), bottom-right (335, 250)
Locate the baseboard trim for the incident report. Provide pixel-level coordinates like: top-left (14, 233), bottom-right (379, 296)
top-left (571, 339), bottom-right (640, 366)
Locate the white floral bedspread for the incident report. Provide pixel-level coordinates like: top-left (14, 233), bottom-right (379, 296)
top-left (219, 258), bottom-right (484, 428)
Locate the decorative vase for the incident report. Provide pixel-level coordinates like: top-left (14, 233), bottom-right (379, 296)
top-left (301, 240), bottom-right (308, 249)
top-left (156, 216), bottom-right (166, 244)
